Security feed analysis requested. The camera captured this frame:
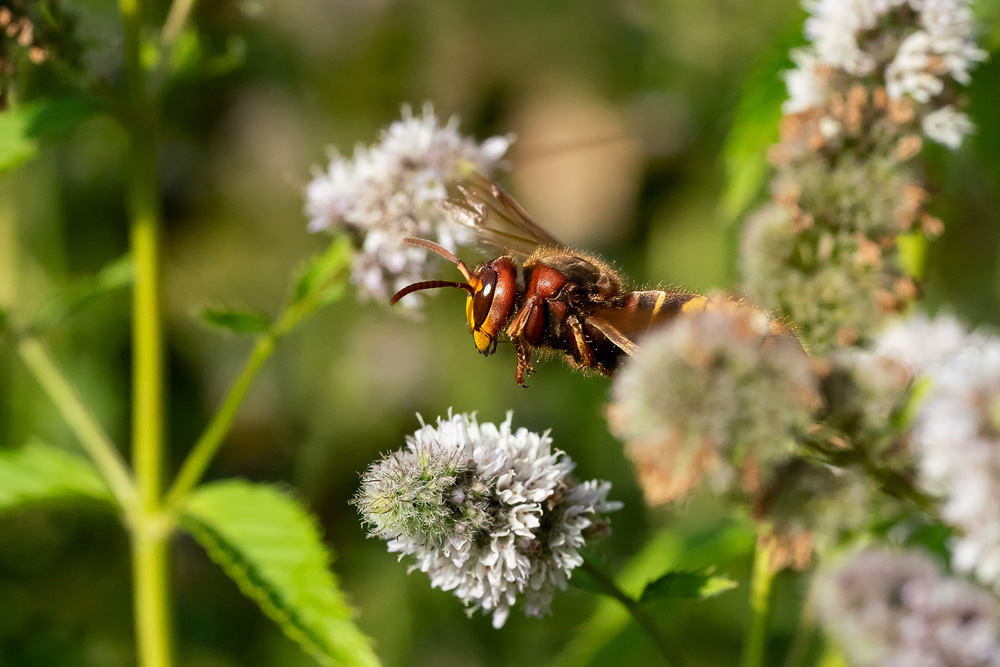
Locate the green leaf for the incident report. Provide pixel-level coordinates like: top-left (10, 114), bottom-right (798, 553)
top-left (720, 15), bottom-right (807, 223)
top-left (0, 98), bottom-right (99, 173)
top-left (639, 569), bottom-right (738, 603)
top-left (31, 255), bottom-right (133, 330)
top-left (197, 306), bottom-right (272, 335)
top-left (180, 481), bottom-right (380, 667)
top-left (0, 440), bottom-right (113, 511)
top-left (292, 236), bottom-right (353, 308)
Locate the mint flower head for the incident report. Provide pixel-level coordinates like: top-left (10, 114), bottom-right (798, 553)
top-left (914, 337), bottom-right (1000, 588)
top-left (305, 103), bottom-right (512, 306)
top-left (608, 300), bottom-right (820, 504)
top-left (817, 549), bottom-right (1000, 667)
top-left (354, 411), bottom-right (621, 628)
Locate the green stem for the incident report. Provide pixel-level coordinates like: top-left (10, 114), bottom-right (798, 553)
top-left (160, 0), bottom-right (199, 52)
top-left (166, 332), bottom-right (277, 505)
top-left (16, 336), bottom-right (138, 509)
top-left (131, 514), bottom-right (175, 667)
top-left (121, 0), bottom-right (165, 513)
top-left (119, 1), bottom-right (172, 666)
top-left (579, 559), bottom-right (684, 667)
top-left (741, 534), bottom-right (776, 667)
top-left (782, 575), bottom-right (817, 667)
top-left (165, 288), bottom-right (332, 506)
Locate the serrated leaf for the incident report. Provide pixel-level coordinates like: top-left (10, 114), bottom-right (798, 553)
top-left (0, 98), bottom-right (99, 173)
top-left (31, 255), bottom-right (133, 330)
top-left (639, 570), bottom-right (738, 603)
top-left (181, 481), bottom-right (379, 667)
top-left (0, 440), bottom-right (113, 511)
top-left (721, 15), bottom-right (807, 223)
top-left (293, 237), bottom-right (352, 308)
top-left (198, 306), bottom-right (272, 335)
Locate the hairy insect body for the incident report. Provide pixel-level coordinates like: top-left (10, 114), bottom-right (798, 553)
top-left (389, 173), bottom-right (715, 385)
top-left (507, 248), bottom-right (703, 384)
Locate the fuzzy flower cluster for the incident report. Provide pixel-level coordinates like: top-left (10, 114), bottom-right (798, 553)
top-left (742, 0), bottom-right (984, 354)
top-left (914, 335), bottom-right (1000, 588)
top-left (785, 0), bottom-right (986, 148)
top-left (816, 549), bottom-right (1000, 666)
top-left (305, 104), bottom-right (511, 305)
top-left (608, 300), bottom-right (820, 505)
top-left (354, 411), bottom-right (621, 628)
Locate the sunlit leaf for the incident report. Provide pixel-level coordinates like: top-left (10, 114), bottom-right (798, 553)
top-left (197, 306), bottom-right (272, 335)
top-left (31, 255), bottom-right (133, 330)
top-left (0, 440), bottom-right (113, 511)
top-left (0, 98), bottom-right (99, 173)
top-left (292, 236), bottom-right (352, 308)
top-left (721, 16), bottom-right (806, 224)
top-left (639, 569), bottom-right (738, 603)
top-left (181, 481), bottom-right (380, 667)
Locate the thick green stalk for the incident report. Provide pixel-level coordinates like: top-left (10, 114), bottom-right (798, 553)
top-left (131, 514), bottom-right (175, 667)
top-left (17, 336), bottom-right (138, 508)
top-left (741, 534), bottom-right (777, 667)
top-left (120, 0), bottom-right (172, 666)
top-left (579, 559), bottom-right (684, 667)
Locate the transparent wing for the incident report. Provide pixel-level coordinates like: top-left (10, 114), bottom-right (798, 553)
top-left (443, 172), bottom-right (563, 259)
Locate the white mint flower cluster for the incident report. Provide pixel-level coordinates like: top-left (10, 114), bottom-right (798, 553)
top-left (305, 104), bottom-right (511, 304)
top-left (743, 2), bottom-right (985, 354)
top-left (785, 0), bottom-right (986, 148)
top-left (910, 330), bottom-right (1000, 587)
top-left (354, 411), bottom-right (621, 628)
top-left (817, 549), bottom-right (1000, 667)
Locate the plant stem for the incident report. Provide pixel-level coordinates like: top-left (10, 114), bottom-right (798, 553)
top-left (160, 0), bottom-right (199, 53)
top-left (17, 336), bottom-right (138, 508)
top-left (131, 513), bottom-right (175, 667)
top-left (782, 575), bottom-right (818, 667)
top-left (579, 558), bottom-right (684, 667)
top-left (165, 283), bottom-right (340, 506)
top-left (166, 332), bottom-right (277, 505)
top-left (119, 0), bottom-right (173, 666)
top-left (120, 0), bottom-right (165, 513)
top-left (741, 533), bottom-right (776, 667)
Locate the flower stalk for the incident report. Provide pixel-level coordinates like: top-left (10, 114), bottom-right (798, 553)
top-left (741, 533), bottom-right (776, 667)
top-left (119, 0), bottom-right (173, 665)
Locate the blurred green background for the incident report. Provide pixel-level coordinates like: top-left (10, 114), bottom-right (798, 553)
top-left (1, 0), bottom-right (998, 665)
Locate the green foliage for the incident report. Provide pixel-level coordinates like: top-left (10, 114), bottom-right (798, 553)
top-left (292, 236), bottom-right (353, 309)
top-left (168, 30), bottom-right (248, 79)
top-left (974, 0), bottom-right (1000, 52)
top-left (31, 255), bottom-right (133, 330)
top-left (0, 305), bottom-right (8, 333)
top-left (639, 570), bottom-right (738, 603)
top-left (180, 480), bottom-right (380, 667)
top-left (0, 98), bottom-right (99, 173)
top-left (197, 306), bottom-right (272, 335)
top-left (721, 16), bottom-right (806, 223)
top-left (0, 439), bottom-right (112, 511)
